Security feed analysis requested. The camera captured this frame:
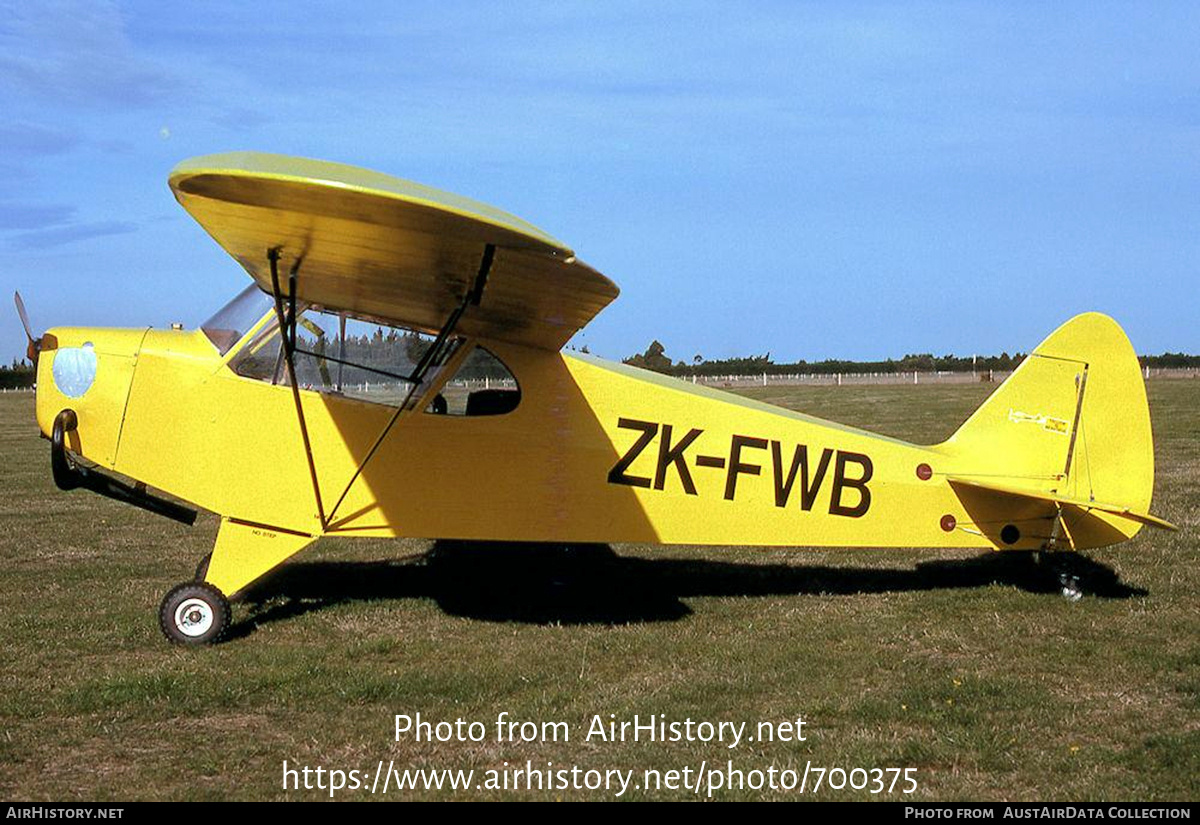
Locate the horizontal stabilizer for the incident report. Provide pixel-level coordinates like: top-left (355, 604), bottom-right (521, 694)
top-left (947, 476), bottom-right (1177, 531)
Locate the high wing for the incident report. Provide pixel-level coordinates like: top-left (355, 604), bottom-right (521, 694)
top-left (170, 152), bottom-right (619, 350)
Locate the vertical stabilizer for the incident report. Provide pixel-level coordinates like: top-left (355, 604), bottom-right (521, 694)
top-left (939, 313), bottom-right (1156, 547)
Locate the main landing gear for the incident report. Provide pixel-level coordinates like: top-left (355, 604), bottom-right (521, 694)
top-left (159, 581), bottom-right (231, 645)
top-left (157, 518), bottom-right (317, 645)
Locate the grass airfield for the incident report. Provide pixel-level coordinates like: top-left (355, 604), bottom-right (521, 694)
top-left (0, 380), bottom-right (1196, 801)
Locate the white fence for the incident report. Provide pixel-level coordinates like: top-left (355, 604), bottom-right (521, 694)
top-left (691, 371), bottom-right (1012, 388)
top-left (687, 366), bottom-right (1197, 389)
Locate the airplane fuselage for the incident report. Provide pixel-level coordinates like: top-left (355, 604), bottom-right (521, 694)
top-left (35, 323), bottom-right (1011, 572)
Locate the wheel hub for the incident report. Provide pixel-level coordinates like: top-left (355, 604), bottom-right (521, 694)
top-left (174, 597), bottom-right (214, 637)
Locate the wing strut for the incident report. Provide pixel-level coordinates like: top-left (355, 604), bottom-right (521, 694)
top-left (268, 248), bottom-right (328, 528)
top-left (323, 243), bottom-right (496, 528)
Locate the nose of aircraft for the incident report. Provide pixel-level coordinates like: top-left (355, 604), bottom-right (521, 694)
top-left (35, 326), bottom-right (150, 470)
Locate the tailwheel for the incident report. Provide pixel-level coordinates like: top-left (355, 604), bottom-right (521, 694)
top-left (1033, 551), bottom-right (1084, 601)
top-left (1057, 568), bottom-right (1084, 602)
top-left (159, 581), bottom-right (230, 645)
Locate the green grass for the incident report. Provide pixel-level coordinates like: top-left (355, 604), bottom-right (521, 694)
top-left (0, 381), bottom-right (1196, 801)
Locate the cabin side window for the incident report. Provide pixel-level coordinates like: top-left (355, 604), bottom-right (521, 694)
top-left (227, 306), bottom-right (461, 410)
top-left (424, 346), bottom-right (520, 417)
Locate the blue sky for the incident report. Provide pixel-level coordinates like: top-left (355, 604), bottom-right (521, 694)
top-left (1, 1), bottom-right (1196, 365)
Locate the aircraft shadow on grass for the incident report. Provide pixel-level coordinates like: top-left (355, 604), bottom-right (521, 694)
top-left (228, 541), bottom-right (1147, 640)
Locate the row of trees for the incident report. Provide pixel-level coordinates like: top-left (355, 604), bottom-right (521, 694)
top-left (622, 341), bottom-right (1200, 377)
top-left (0, 360), bottom-right (34, 389)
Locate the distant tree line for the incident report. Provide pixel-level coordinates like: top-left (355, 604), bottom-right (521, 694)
top-left (1143, 352), bottom-right (1200, 369)
top-left (1, 360), bottom-right (34, 388)
top-left (622, 341), bottom-right (1200, 377)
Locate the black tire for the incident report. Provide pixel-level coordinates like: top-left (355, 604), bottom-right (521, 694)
top-left (159, 581), bottom-right (230, 645)
top-left (194, 552), bottom-right (212, 581)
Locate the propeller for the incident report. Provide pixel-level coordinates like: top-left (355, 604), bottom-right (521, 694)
top-left (14, 291), bottom-right (41, 366)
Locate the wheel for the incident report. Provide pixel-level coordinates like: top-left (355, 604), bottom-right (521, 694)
top-left (1058, 571), bottom-right (1083, 602)
top-left (159, 581), bottom-right (230, 645)
top-left (1035, 551), bottom-right (1086, 601)
top-left (194, 552), bottom-right (212, 581)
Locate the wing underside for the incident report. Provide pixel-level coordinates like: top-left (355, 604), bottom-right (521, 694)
top-left (170, 152), bottom-right (619, 350)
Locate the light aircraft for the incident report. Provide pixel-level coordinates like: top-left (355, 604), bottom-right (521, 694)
top-left (15, 152), bottom-right (1175, 645)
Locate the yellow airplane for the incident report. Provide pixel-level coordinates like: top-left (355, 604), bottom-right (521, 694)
top-left (16, 152), bottom-right (1175, 645)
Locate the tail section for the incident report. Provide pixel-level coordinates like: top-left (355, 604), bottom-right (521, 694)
top-left (938, 312), bottom-right (1172, 550)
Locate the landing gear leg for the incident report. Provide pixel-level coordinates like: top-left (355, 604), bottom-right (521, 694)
top-left (194, 552), bottom-right (212, 581)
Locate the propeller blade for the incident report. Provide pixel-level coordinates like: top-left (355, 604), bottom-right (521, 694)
top-left (14, 291), bottom-right (33, 343)
top-left (13, 291), bottom-right (40, 365)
